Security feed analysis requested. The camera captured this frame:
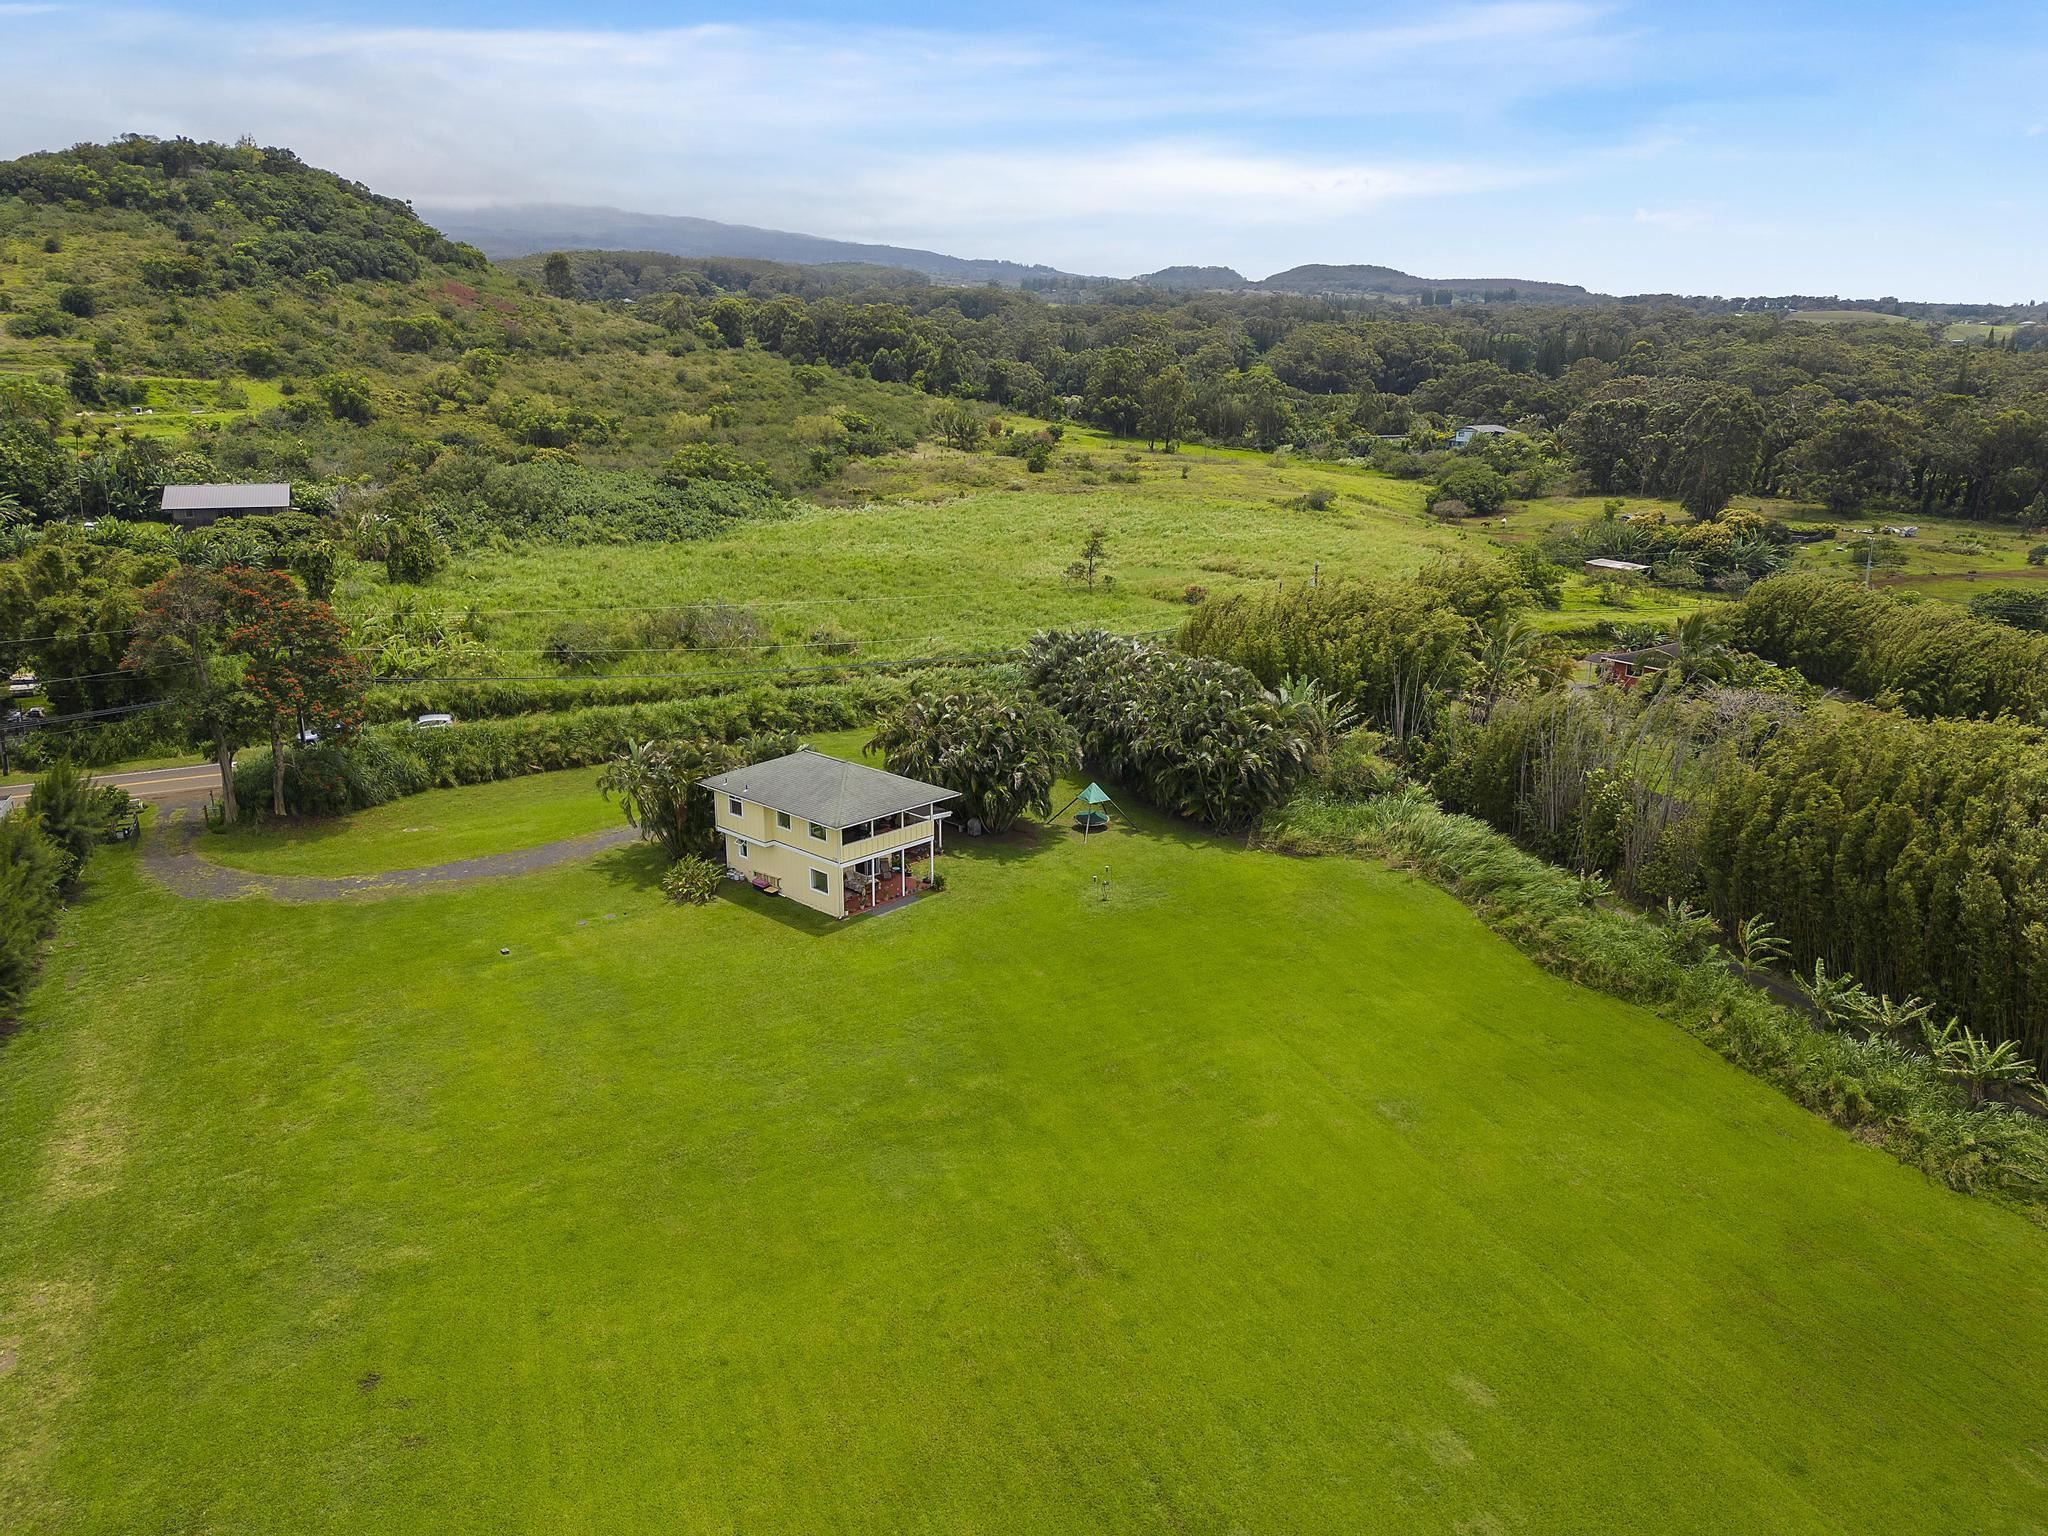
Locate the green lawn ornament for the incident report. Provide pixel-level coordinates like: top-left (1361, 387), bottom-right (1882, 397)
top-left (1052, 782), bottom-right (1124, 838)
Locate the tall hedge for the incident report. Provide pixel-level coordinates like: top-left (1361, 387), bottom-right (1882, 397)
top-left (1700, 708), bottom-right (2048, 1064)
top-left (233, 673), bottom-right (949, 817)
top-left (1427, 684), bottom-right (2048, 1068)
top-left (1735, 572), bottom-right (2048, 722)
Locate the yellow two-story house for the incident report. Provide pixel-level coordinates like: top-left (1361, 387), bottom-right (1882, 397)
top-left (698, 748), bottom-right (960, 920)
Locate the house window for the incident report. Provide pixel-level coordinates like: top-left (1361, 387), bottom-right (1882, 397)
top-left (728, 796), bottom-right (743, 816)
top-left (809, 821), bottom-right (828, 841)
top-left (736, 840), bottom-right (749, 859)
top-left (810, 868), bottom-right (829, 893)
top-left (777, 811), bottom-right (792, 830)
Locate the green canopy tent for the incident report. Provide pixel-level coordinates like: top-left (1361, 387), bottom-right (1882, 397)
top-left (1050, 782), bottom-right (1126, 838)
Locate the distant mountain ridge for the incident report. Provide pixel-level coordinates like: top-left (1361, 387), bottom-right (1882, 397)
top-left (1254, 263), bottom-right (1592, 301)
top-left (425, 203), bottom-right (1596, 303)
top-left (1137, 265), bottom-right (1251, 291)
top-left (420, 203), bottom-right (1092, 288)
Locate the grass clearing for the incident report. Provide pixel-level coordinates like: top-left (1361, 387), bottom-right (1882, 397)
top-left (3, 760), bottom-right (2047, 1531)
top-left (1785, 309), bottom-right (1915, 326)
top-left (200, 766), bottom-right (616, 876)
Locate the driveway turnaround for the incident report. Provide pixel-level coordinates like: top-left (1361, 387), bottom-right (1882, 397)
top-left (140, 807), bottom-right (639, 903)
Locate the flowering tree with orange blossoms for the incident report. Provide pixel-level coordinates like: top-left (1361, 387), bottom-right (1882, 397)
top-left (220, 566), bottom-right (367, 816)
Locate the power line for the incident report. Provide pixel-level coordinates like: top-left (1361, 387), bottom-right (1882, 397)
top-left (3, 699), bottom-right (169, 728)
top-left (3, 623), bottom-right (146, 647)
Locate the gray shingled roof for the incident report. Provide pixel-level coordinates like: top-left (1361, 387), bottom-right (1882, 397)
top-left (160, 483), bottom-right (292, 511)
top-left (699, 749), bottom-right (958, 828)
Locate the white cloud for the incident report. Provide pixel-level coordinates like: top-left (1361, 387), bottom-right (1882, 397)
top-left (1632, 205), bottom-right (1710, 232)
top-left (1, 3), bottom-right (2043, 295)
top-left (0, 7), bottom-right (1591, 266)
top-left (1289, 1), bottom-right (1623, 63)
top-left (784, 142), bottom-right (1552, 275)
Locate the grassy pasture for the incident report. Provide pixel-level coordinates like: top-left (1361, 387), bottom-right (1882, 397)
top-left (1944, 321), bottom-right (2021, 343)
top-left (339, 453), bottom-right (1480, 671)
top-left (343, 443), bottom-right (1703, 678)
top-left (1784, 309), bottom-right (1915, 326)
top-left (54, 374), bottom-right (288, 441)
top-left (1784, 513), bottom-right (2042, 587)
top-left (3, 751), bottom-right (2048, 1531)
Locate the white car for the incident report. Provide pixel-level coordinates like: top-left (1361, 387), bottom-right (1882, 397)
top-left (415, 713), bottom-right (454, 730)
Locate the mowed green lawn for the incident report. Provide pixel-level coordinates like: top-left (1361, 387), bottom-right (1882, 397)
top-left (4, 768), bottom-right (2048, 1531)
top-left (201, 767), bottom-right (615, 876)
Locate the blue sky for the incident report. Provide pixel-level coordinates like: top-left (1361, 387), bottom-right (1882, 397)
top-left (3, 1), bottom-right (2044, 298)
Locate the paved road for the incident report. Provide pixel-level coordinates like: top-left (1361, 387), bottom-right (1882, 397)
top-left (0, 762), bottom-right (223, 808)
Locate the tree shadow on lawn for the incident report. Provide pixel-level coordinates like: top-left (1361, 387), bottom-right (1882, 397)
top-left (981, 776), bottom-right (1250, 863)
top-left (591, 839), bottom-right (669, 894)
top-left (944, 817), bottom-right (1063, 869)
top-left (713, 879), bottom-right (844, 936)
top-left (206, 815), bottom-right (359, 858)
top-left (589, 843), bottom-right (846, 937)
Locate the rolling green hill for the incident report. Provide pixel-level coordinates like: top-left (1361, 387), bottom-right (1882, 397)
top-left (0, 137), bottom-right (936, 488)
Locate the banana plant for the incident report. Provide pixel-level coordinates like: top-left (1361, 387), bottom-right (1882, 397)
top-left (1730, 914), bottom-right (1788, 977)
top-left (1933, 1030), bottom-right (2047, 1109)
top-left (1795, 958), bottom-right (1876, 1031)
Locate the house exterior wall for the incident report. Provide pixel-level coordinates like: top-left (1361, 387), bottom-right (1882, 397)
top-left (722, 831), bottom-right (842, 917)
top-left (165, 503), bottom-right (289, 530)
top-left (712, 792), bottom-right (773, 845)
top-left (713, 795), bottom-right (842, 917)
top-left (714, 794), bottom-right (841, 853)
top-left (711, 793), bottom-right (946, 920)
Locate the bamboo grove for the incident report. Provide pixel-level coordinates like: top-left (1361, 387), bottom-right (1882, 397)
top-left (1179, 567), bottom-right (2048, 1070)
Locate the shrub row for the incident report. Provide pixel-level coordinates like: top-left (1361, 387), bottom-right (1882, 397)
top-left (0, 811), bottom-right (67, 1017)
top-left (359, 652), bottom-right (1010, 725)
top-left (1179, 577), bottom-right (1478, 741)
top-left (1263, 787), bottom-right (2048, 1208)
top-left (0, 762), bottom-right (131, 1019)
top-left (235, 671), bottom-right (969, 817)
top-left (4, 707), bottom-right (184, 771)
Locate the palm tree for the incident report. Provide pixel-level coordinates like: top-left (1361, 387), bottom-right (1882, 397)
top-left (1642, 611), bottom-right (1735, 697)
top-left (599, 736), bottom-right (745, 862)
top-left (1273, 675), bottom-right (1358, 759)
top-left (1473, 612), bottom-right (1545, 718)
top-left (1853, 991), bottom-right (1935, 1041)
top-left (1659, 897), bottom-right (1720, 963)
